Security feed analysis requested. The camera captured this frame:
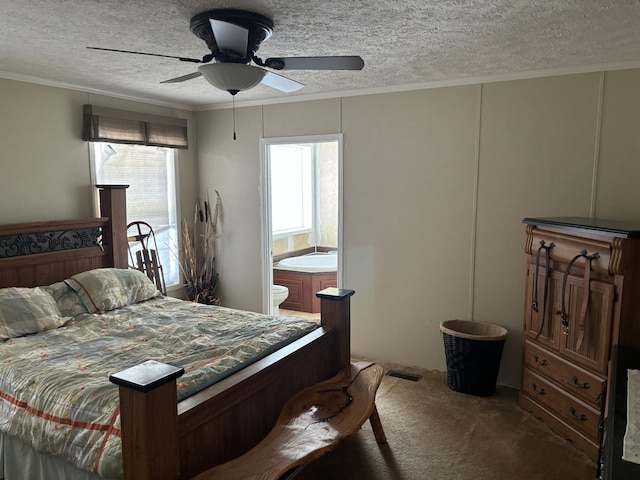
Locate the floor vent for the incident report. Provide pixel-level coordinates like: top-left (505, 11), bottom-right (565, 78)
top-left (387, 370), bottom-right (422, 382)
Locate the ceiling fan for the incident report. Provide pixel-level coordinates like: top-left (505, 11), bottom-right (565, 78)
top-left (88, 9), bottom-right (365, 96)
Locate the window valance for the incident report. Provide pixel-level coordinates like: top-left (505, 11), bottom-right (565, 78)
top-left (83, 105), bottom-right (188, 149)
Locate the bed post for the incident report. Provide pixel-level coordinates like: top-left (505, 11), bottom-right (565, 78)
top-left (317, 288), bottom-right (355, 370)
top-left (111, 289), bottom-right (355, 480)
top-left (110, 361), bottom-right (185, 480)
top-left (97, 184), bottom-right (129, 269)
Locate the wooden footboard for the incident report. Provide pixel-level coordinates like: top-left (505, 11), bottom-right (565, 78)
top-left (111, 288), bottom-right (354, 480)
top-left (0, 185), bottom-right (355, 480)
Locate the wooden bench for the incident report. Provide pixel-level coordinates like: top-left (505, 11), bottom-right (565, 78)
top-left (193, 361), bottom-right (386, 480)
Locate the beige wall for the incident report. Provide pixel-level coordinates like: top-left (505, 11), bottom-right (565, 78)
top-left (596, 70), bottom-right (640, 220)
top-left (4, 68), bottom-right (640, 388)
top-left (0, 79), bottom-right (198, 226)
top-left (341, 86), bottom-right (480, 371)
top-left (194, 105), bottom-right (265, 313)
top-left (196, 69), bottom-right (640, 388)
top-left (473, 73), bottom-right (603, 384)
top-left (1, 80), bottom-right (92, 222)
top-left (317, 141), bottom-right (339, 248)
top-left (0, 79), bottom-right (199, 300)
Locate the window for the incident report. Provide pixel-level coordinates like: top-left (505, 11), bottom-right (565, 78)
top-left (91, 142), bottom-right (180, 288)
top-left (269, 144), bottom-right (314, 238)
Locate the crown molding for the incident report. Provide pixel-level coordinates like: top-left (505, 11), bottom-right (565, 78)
top-left (3, 59), bottom-right (640, 113)
top-left (195, 59), bottom-right (640, 111)
top-left (0, 70), bottom-right (195, 111)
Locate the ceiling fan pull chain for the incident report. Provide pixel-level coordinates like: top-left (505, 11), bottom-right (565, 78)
top-left (232, 95), bottom-right (237, 141)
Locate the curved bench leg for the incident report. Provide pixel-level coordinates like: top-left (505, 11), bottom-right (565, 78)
top-left (369, 404), bottom-right (387, 444)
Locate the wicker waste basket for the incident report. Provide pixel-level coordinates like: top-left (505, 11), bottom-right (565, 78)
top-left (440, 319), bottom-right (508, 397)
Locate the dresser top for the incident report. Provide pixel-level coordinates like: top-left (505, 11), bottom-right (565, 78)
top-left (523, 217), bottom-right (640, 239)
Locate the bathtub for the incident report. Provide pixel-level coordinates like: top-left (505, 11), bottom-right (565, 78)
top-left (274, 252), bottom-right (338, 313)
top-left (277, 252), bottom-right (337, 273)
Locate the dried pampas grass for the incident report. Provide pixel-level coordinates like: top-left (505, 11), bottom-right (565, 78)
top-left (180, 190), bottom-right (221, 305)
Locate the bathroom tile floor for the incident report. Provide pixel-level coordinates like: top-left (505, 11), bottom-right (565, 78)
top-left (279, 309), bottom-right (320, 321)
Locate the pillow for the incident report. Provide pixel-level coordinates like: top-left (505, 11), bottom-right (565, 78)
top-left (0, 287), bottom-right (69, 340)
top-left (43, 281), bottom-right (89, 318)
top-left (65, 268), bottom-right (161, 314)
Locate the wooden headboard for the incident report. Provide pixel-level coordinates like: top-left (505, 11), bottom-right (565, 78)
top-left (0, 186), bottom-right (128, 288)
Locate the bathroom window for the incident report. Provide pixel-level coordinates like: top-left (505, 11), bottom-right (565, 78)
top-left (269, 144), bottom-right (314, 238)
top-left (90, 142), bottom-right (180, 288)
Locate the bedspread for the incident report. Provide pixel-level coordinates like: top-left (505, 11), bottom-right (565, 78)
top-left (0, 296), bottom-right (317, 478)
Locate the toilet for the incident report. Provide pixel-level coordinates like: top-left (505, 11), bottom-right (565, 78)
top-left (272, 285), bottom-right (289, 315)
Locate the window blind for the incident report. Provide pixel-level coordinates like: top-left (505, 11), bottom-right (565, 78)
top-left (83, 104), bottom-right (188, 149)
top-left (93, 142), bottom-right (179, 286)
top-left (96, 146), bottom-right (170, 227)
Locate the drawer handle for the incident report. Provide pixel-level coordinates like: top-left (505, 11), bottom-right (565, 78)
top-left (569, 407), bottom-right (587, 422)
top-left (571, 376), bottom-right (590, 390)
top-left (533, 354), bottom-right (548, 367)
top-left (531, 383), bottom-right (546, 395)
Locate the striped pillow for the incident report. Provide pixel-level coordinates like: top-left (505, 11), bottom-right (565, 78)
top-left (43, 281), bottom-right (89, 318)
top-left (0, 287), bottom-right (68, 340)
top-left (65, 268), bottom-right (161, 314)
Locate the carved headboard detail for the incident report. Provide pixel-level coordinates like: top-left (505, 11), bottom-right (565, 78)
top-left (0, 225), bottom-right (102, 259)
top-left (0, 186), bottom-right (128, 288)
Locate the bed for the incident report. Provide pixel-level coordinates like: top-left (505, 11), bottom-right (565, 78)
top-left (0, 186), bottom-right (354, 480)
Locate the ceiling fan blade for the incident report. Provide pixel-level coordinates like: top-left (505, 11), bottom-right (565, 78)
top-left (87, 47), bottom-right (202, 63)
top-left (209, 19), bottom-right (248, 57)
top-left (261, 71), bottom-right (304, 93)
top-left (160, 71), bottom-right (202, 84)
top-left (265, 56), bottom-right (365, 71)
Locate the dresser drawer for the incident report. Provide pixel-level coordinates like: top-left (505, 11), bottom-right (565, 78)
top-left (522, 368), bottom-right (601, 440)
top-left (527, 229), bottom-right (612, 275)
top-left (523, 340), bottom-right (606, 408)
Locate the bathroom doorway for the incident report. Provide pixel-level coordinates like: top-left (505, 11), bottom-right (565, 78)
top-left (260, 134), bottom-right (343, 316)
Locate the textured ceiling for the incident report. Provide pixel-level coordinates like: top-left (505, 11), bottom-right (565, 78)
top-left (2, 0), bottom-right (640, 109)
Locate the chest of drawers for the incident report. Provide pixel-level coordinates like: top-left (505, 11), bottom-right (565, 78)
top-left (518, 217), bottom-right (640, 462)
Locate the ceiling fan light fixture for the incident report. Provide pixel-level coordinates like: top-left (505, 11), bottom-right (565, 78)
top-left (198, 63), bottom-right (266, 94)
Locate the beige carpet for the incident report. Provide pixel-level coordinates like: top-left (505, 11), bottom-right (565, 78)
top-left (293, 359), bottom-right (596, 480)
